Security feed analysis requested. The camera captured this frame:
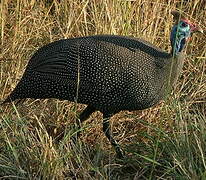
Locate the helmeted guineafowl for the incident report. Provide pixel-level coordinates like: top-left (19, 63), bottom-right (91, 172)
top-left (3, 11), bottom-right (203, 158)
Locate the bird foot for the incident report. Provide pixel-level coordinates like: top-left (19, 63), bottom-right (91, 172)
top-left (115, 146), bottom-right (125, 159)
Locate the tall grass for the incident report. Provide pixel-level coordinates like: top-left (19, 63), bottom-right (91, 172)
top-left (0, 0), bottom-right (205, 179)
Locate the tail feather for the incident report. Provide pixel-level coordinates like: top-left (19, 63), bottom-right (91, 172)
top-left (1, 95), bottom-right (25, 105)
top-left (2, 97), bottom-right (11, 104)
top-left (1, 94), bottom-right (13, 104)
top-left (1, 86), bottom-right (26, 105)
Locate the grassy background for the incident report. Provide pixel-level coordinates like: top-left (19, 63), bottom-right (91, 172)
top-left (0, 0), bottom-right (206, 179)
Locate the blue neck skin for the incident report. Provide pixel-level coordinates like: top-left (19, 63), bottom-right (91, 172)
top-left (170, 21), bottom-right (191, 56)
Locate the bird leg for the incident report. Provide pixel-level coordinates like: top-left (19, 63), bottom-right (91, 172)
top-left (103, 115), bottom-right (125, 158)
top-left (76, 105), bottom-right (96, 137)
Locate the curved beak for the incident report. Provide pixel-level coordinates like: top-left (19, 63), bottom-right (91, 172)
top-left (190, 23), bottom-right (204, 33)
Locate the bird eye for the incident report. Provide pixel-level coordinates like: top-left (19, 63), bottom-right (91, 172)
top-left (181, 22), bottom-right (187, 27)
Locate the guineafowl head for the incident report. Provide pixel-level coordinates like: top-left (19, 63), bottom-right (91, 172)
top-left (170, 11), bottom-right (203, 55)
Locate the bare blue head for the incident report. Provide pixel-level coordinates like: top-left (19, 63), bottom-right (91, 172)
top-left (170, 11), bottom-right (203, 56)
top-left (170, 20), bottom-right (191, 55)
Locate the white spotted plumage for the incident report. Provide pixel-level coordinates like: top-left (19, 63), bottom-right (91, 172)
top-left (6, 35), bottom-right (173, 115)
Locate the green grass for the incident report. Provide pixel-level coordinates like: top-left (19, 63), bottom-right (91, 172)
top-left (0, 0), bottom-right (206, 179)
